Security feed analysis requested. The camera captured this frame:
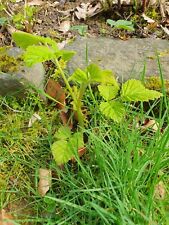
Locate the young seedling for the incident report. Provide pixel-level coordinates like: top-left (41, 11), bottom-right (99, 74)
top-left (107, 19), bottom-right (135, 31)
top-left (12, 31), bottom-right (162, 166)
top-left (70, 25), bottom-right (88, 36)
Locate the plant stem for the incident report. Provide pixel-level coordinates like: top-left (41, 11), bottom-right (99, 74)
top-left (24, 0), bottom-right (27, 19)
top-left (54, 59), bottom-right (84, 128)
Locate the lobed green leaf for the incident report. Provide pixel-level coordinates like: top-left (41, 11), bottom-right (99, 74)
top-left (12, 31), bottom-right (58, 50)
top-left (100, 100), bottom-right (125, 122)
top-left (54, 126), bottom-right (71, 140)
top-left (98, 84), bottom-right (119, 101)
top-left (69, 68), bottom-right (88, 84)
top-left (51, 140), bottom-right (74, 166)
top-left (52, 128), bottom-right (84, 165)
top-left (121, 79), bottom-right (163, 102)
top-left (107, 19), bottom-right (135, 31)
top-left (87, 64), bottom-right (118, 85)
top-left (60, 50), bottom-right (76, 62)
top-left (24, 45), bottom-right (56, 66)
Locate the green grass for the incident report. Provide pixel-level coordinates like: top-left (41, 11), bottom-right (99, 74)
top-left (0, 80), bottom-right (169, 224)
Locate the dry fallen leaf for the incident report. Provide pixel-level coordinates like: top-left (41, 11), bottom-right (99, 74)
top-left (28, 112), bottom-right (41, 128)
top-left (27, 0), bottom-right (44, 6)
top-left (154, 181), bottom-right (166, 200)
top-left (75, 3), bottom-right (101, 20)
top-left (87, 3), bottom-right (102, 18)
top-left (38, 168), bottom-right (52, 197)
top-left (71, 147), bottom-right (86, 163)
top-left (75, 3), bottom-right (90, 20)
top-left (142, 13), bottom-right (155, 23)
top-left (45, 79), bottom-right (71, 126)
top-left (0, 209), bottom-right (14, 225)
top-left (142, 119), bottom-right (159, 132)
top-left (58, 21), bottom-right (71, 33)
top-left (46, 79), bottom-right (66, 110)
top-left (161, 25), bottom-right (169, 36)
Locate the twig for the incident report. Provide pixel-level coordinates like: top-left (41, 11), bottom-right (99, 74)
top-left (1, 101), bottom-right (22, 113)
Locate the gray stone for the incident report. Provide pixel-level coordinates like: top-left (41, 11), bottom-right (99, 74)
top-left (66, 37), bottom-right (169, 81)
top-left (0, 47), bottom-right (45, 97)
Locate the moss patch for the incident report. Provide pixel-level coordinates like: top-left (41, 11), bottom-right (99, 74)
top-left (0, 54), bottom-right (22, 73)
top-left (145, 76), bottom-right (169, 96)
top-left (0, 47), bottom-right (23, 73)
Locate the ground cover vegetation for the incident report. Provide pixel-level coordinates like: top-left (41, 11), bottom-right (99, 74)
top-left (0, 0), bottom-right (169, 224)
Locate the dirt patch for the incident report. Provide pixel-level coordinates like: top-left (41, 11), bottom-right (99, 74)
top-left (1, 0), bottom-right (168, 46)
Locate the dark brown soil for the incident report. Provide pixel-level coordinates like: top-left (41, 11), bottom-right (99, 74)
top-left (0, 0), bottom-right (168, 47)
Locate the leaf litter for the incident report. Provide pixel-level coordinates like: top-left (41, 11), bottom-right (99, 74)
top-left (0, 209), bottom-right (14, 225)
top-left (38, 168), bottom-right (52, 197)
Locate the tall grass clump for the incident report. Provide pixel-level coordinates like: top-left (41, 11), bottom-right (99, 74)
top-left (0, 59), bottom-right (168, 224)
top-left (46, 109), bottom-right (168, 224)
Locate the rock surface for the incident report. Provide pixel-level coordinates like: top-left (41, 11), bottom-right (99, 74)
top-left (0, 47), bottom-right (45, 97)
top-left (66, 37), bottom-right (169, 81)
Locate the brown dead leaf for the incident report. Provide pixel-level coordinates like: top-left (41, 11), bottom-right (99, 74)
top-left (71, 147), bottom-right (86, 162)
top-left (60, 111), bottom-right (73, 128)
top-left (75, 3), bottom-right (90, 20)
top-left (38, 168), bottom-right (52, 197)
top-left (154, 181), bottom-right (166, 200)
top-left (146, 22), bottom-right (158, 31)
top-left (46, 79), bottom-right (66, 110)
top-left (75, 3), bottom-right (101, 20)
top-left (78, 147), bottom-right (86, 157)
top-left (87, 3), bottom-right (102, 18)
top-left (142, 119), bottom-right (159, 132)
top-left (161, 25), bottom-right (169, 36)
top-left (0, 209), bottom-right (14, 225)
top-left (27, 0), bottom-right (44, 6)
top-left (58, 21), bottom-right (71, 34)
top-left (142, 13), bottom-right (155, 23)
top-left (46, 79), bottom-right (73, 126)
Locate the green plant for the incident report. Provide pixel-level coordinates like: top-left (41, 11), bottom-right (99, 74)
top-left (107, 19), bottom-right (135, 31)
top-left (0, 17), bottom-right (8, 26)
top-left (70, 25), bottom-right (88, 36)
top-left (51, 126), bottom-right (84, 166)
top-left (0, 0), bottom-right (37, 32)
top-left (12, 5), bottom-right (37, 32)
top-left (1, 91), bottom-right (168, 224)
top-left (12, 31), bottom-right (162, 165)
top-left (98, 79), bottom-right (162, 122)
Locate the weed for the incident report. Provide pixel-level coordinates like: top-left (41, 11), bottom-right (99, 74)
top-left (0, 1), bottom-right (37, 32)
top-left (107, 19), bottom-right (135, 31)
top-left (11, 31), bottom-right (162, 166)
top-left (12, 5), bottom-right (37, 32)
top-left (0, 51), bottom-right (168, 225)
top-left (70, 25), bottom-right (88, 36)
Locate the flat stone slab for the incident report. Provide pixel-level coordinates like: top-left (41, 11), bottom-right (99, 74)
top-left (0, 47), bottom-right (45, 97)
top-left (66, 37), bottom-right (169, 81)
